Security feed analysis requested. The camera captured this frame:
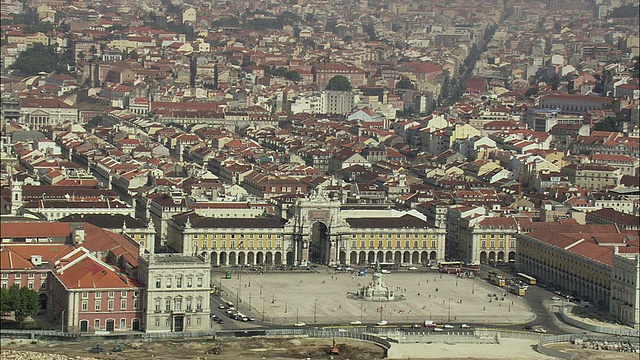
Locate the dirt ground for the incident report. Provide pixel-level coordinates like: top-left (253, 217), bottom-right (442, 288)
top-left (1, 336), bottom-right (385, 360)
top-left (546, 343), bottom-right (638, 360)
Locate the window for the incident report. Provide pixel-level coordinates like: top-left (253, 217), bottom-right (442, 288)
top-left (166, 318), bottom-right (170, 327)
top-left (155, 319), bottom-right (160, 327)
top-left (121, 291), bottom-right (127, 297)
top-left (196, 317), bottom-right (201, 325)
top-left (413, 241), bottom-right (418, 248)
top-left (155, 278), bottom-right (161, 288)
top-left (108, 300), bottom-right (114, 311)
top-left (481, 241), bottom-right (486, 248)
top-left (490, 241), bottom-right (495, 248)
top-left (94, 319), bottom-right (100, 329)
top-left (267, 240), bottom-right (272, 248)
top-left (165, 299), bottom-right (171, 311)
top-left (196, 277), bottom-right (202, 287)
top-left (276, 240), bottom-right (281, 248)
top-left (351, 240), bottom-right (356, 248)
top-left (155, 299), bottom-right (161, 312)
top-left (1, 273), bottom-right (7, 279)
top-left (82, 292), bottom-right (89, 299)
top-left (28, 273), bottom-right (34, 279)
top-left (175, 298), bottom-right (182, 311)
top-left (108, 291), bottom-right (114, 298)
top-left (95, 300), bottom-right (101, 311)
top-left (134, 298), bottom-right (139, 309)
top-left (176, 276), bottom-right (182, 288)
top-left (121, 299), bottom-right (127, 310)
top-left (133, 291), bottom-right (139, 297)
top-left (431, 240), bottom-right (436, 248)
top-left (186, 278), bottom-right (192, 288)
top-left (95, 292), bottom-right (102, 298)
top-left (404, 241), bottom-right (410, 248)
top-left (120, 318), bottom-right (126, 329)
top-left (196, 298), bottom-right (202, 310)
top-left (2, 282), bottom-right (7, 289)
top-left (221, 240), bottom-right (226, 248)
top-left (14, 273), bottom-right (21, 279)
top-left (186, 299), bottom-right (192, 311)
top-left (82, 300), bottom-right (88, 311)
top-left (166, 278), bottom-right (172, 288)
top-left (28, 282), bottom-right (33, 289)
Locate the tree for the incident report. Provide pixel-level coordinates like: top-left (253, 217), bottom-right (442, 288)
top-left (326, 75), bottom-right (351, 91)
top-left (396, 77), bottom-right (415, 89)
top-left (284, 70), bottom-right (301, 82)
top-left (10, 43), bottom-right (68, 75)
top-left (594, 116), bottom-right (620, 132)
top-left (0, 285), bottom-right (40, 324)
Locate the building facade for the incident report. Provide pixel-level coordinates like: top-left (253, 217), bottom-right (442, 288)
top-left (137, 254), bottom-right (211, 332)
top-left (610, 251), bottom-right (640, 329)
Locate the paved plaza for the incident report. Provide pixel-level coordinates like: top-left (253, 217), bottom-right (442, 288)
top-left (216, 270), bottom-right (535, 326)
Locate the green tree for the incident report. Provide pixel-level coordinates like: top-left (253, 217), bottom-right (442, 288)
top-left (396, 77), bottom-right (415, 89)
top-left (22, 21), bottom-right (53, 34)
top-left (284, 70), bottom-right (301, 82)
top-left (10, 43), bottom-right (68, 75)
top-left (326, 75), bottom-right (351, 91)
top-left (0, 285), bottom-right (40, 323)
top-left (594, 116), bottom-right (620, 132)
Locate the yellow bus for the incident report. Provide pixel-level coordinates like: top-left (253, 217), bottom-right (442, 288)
top-left (517, 273), bottom-right (537, 285)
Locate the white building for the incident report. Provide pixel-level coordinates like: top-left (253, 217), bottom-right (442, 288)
top-left (610, 250), bottom-right (640, 329)
top-left (138, 254), bottom-right (211, 332)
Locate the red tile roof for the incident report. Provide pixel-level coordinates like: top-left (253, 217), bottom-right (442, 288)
top-left (0, 222), bottom-right (71, 239)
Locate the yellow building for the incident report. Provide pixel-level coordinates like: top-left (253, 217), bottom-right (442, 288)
top-left (516, 222), bottom-right (618, 309)
top-left (6, 31), bottom-right (48, 46)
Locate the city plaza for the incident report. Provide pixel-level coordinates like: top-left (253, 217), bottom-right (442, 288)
top-left (216, 269), bottom-right (534, 326)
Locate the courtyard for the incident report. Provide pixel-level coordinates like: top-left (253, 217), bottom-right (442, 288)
top-left (215, 270), bottom-right (535, 326)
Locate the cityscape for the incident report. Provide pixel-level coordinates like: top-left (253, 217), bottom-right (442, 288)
top-left (0, 0), bottom-right (639, 359)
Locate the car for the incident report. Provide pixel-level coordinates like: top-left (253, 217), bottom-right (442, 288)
top-left (408, 266), bottom-right (418, 270)
top-left (534, 327), bottom-right (547, 333)
top-left (294, 322), bottom-right (306, 327)
top-left (211, 315), bottom-right (219, 321)
top-left (400, 262), bottom-right (410, 267)
top-left (523, 326), bottom-right (532, 331)
top-left (241, 317), bottom-right (249, 322)
top-left (219, 304), bottom-right (226, 309)
top-left (381, 269), bottom-right (391, 274)
top-left (461, 324), bottom-right (470, 329)
top-left (376, 320), bottom-right (388, 326)
top-left (216, 319), bottom-right (224, 324)
top-left (433, 327), bottom-right (444, 332)
top-left (424, 321), bottom-right (437, 327)
top-left (443, 324), bottom-right (454, 329)
top-left (350, 320), bottom-right (362, 325)
top-left (248, 316), bottom-right (256, 321)
top-left (551, 296), bottom-right (561, 301)
top-left (412, 324), bottom-right (422, 329)
top-left (228, 306), bottom-right (236, 311)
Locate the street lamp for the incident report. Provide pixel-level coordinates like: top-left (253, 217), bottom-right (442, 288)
top-left (296, 308), bottom-right (299, 324)
top-left (360, 303), bottom-right (363, 323)
top-left (448, 298), bottom-right (451, 322)
top-left (262, 297), bottom-right (265, 322)
top-left (61, 308), bottom-right (66, 332)
top-left (314, 299), bottom-right (317, 324)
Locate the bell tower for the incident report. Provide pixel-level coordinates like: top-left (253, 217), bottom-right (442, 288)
top-left (10, 180), bottom-right (23, 215)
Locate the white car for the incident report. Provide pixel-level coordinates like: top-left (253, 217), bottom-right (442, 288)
top-left (400, 262), bottom-right (410, 267)
top-left (376, 320), bottom-right (388, 326)
top-left (294, 322), bottom-right (306, 327)
top-left (433, 327), bottom-right (444, 332)
top-left (408, 266), bottom-right (418, 270)
top-left (350, 320), bottom-right (362, 325)
top-left (461, 324), bottom-right (471, 329)
top-left (551, 296), bottom-right (561, 301)
top-left (444, 324), bottom-right (454, 329)
top-left (534, 327), bottom-right (547, 333)
top-left (381, 269), bottom-right (391, 274)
